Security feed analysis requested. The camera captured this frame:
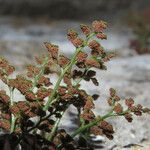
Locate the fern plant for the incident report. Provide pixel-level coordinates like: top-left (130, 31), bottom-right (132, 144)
top-left (0, 20), bottom-right (149, 150)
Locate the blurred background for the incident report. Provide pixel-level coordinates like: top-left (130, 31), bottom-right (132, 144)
top-left (0, 0), bottom-right (150, 149)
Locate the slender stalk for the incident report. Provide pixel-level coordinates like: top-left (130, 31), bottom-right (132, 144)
top-left (71, 111), bottom-right (110, 138)
top-left (48, 111), bottom-right (65, 141)
top-left (10, 116), bottom-right (17, 133)
top-left (71, 109), bottom-right (129, 138)
top-left (31, 57), bottom-right (49, 90)
top-left (43, 48), bottom-right (81, 111)
top-left (56, 110), bottom-right (114, 149)
top-left (9, 87), bottom-right (16, 133)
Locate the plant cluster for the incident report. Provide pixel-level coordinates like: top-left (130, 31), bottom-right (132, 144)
top-left (0, 20), bottom-right (150, 150)
top-left (128, 7), bottom-right (150, 54)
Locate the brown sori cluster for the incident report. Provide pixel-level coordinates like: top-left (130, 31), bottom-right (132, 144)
top-left (44, 42), bottom-right (59, 60)
top-left (0, 20), bottom-right (149, 150)
top-left (114, 103), bottom-right (123, 114)
top-left (80, 24), bottom-right (91, 36)
top-left (27, 65), bottom-right (40, 78)
top-left (80, 95), bottom-right (95, 118)
top-left (107, 88), bottom-right (120, 106)
top-left (58, 55), bottom-right (70, 67)
top-left (67, 29), bottom-right (84, 48)
top-left (90, 120), bottom-right (114, 140)
top-left (0, 57), bottom-right (15, 76)
top-left (37, 76), bottom-right (52, 87)
top-left (71, 21), bottom-right (114, 72)
top-left (92, 20), bottom-right (108, 41)
top-left (0, 90), bottom-right (10, 104)
top-left (0, 89), bottom-right (11, 132)
top-left (37, 87), bottom-right (52, 100)
top-left (0, 57), bottom-right (15, 83)
top-left (125, 98), bottom-right (150, 116)
top-left (107, 88), bottom-right (150, 123)
top-left (92, 20), bottom-right (107, 32)
top-left (88, 40), bottom-right (104, 56)
top-left (8, 76), bottom-right (32, 94)
top-left (0, 120), bottom-right (11, 132)
top-left (99, 121), bottom-right (114, 140)
top-left (76, 51), bottom-right (88, 63)
top-left (124, 113), bottom-right (133, 123)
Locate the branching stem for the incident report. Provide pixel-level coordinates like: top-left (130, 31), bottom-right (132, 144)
top-left (32, 57), bottom-right (49, 90)
top-left (44, 33), bottom-right (95, 111)
top-left (71, 109), bottom-right (129, 138)
top-left (43, 48), bottom-right (81, 111)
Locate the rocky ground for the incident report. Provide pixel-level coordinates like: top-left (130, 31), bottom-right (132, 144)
top-left (0, 17), bottom-right (150, 150)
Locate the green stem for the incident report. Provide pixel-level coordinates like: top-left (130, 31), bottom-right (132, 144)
top-left (10, 116), bottom-right (17, 133)
top-left (43, 48), bottom-right (81, 111)
top-left (71, 109), bottom-right (130, 138)
top-left (31, 57), bottom-right (49, 90)
top-left (43, 33), bottom-right (96, 111)
top-left (9, 87), bottom-right (16, 133)
top-left (85, 32), bottom-right (95, 44)
top-left (57, 110), bottom-right (115, 149)
top-left (48, 111), bottom-right (65, 141)
top-left (71, 110), bottom-right (114, 138)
